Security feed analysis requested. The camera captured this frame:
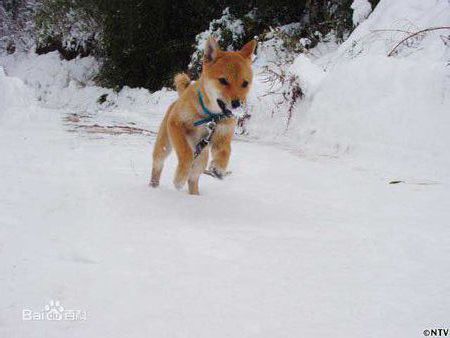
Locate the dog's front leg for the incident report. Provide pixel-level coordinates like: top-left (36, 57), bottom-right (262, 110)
top-left (209, 124), bottom-right (234, 178)
top-left (188, 148), bottom-right (209, 195)
top-left (168, 122), bottom-right (193, 190)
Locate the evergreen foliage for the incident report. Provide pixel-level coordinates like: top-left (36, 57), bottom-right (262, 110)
top-left (1, 0), bottom-right (379, 90)
top-left (35, 0), bottom-right (103, 59)
top-left (97, 0), bottom-right (227, 90)
top-left (0, 0), bottom-right (36, 53)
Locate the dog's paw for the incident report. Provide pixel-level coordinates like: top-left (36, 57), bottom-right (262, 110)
top-left (204, 168), bottom-right (231, 180)
top-left (149, 179), bottom-right (159, 188)
top-left (173, 180), bottom-right (185, 190)
top-left (212, 168), bottom-right (224, 180)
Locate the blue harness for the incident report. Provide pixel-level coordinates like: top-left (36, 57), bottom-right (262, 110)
top-left (192, 89), bottom-right (233, 159)
top-left (193, 89), bottom-right (232, 126)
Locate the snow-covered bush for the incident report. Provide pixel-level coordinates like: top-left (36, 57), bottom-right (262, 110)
top-left (34, 0), bottom-right (104, 59)
top-left (189, 1), bottom-right (358, 78)
top-left (0, 0), bottom-right (37, 53)
top-left (351, 0), bottom-right (372, 26)
top-left (189, 8), bottom-right (247, 77)
top-left (256, 23), bottom-right (315, 67)
top-left (1, 0), bottom-right (376, 93)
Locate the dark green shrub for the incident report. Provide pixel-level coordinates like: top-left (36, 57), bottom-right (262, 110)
top-left (35, 0), bottom-right (103, 59)
top-left (29, 0), bottom-right (379, 90)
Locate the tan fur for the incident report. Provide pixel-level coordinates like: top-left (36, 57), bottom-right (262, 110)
top-left (150, 38), bottom-right (256, 195)
top-left (174, 73), bottom-right (190, 95)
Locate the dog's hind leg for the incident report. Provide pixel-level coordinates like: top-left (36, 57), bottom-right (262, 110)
top-left (188, 147), bottom-right (209, 195)
top-left (150, 115), bottom-right (172, 187)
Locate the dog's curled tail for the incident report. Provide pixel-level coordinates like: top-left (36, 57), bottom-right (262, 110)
top-left (174, 73), bottom-right (191, 96)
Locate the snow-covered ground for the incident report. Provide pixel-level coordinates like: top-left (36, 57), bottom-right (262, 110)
top-left (1, 66), bottom-right (449, 338)
top-left (1, 0), bottom-right (449, 337)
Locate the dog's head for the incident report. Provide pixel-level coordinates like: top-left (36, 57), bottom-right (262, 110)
top-left (201, 37), bottom-right (256, 112)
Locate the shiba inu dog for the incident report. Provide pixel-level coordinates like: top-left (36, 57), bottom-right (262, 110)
top-left (150, 37), bottom-right (256, 195)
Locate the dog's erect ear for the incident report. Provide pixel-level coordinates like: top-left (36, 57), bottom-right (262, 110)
top-left (239, 40), bottom-right (257, 60)
top-left (204, 37), bottom-right (220, 63)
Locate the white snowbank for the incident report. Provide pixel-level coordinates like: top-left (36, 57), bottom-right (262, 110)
top-left (0, 65), bottom-right (36, 128)
top-left (0, 66), bottom-right (33, 110)
top-left (0, 51), bottom-right (177, 129)
top-left (247, 0), bottom-right (450, 180)
top-left (296, 53), bottom-right (450, 176)
top-left (289, 54), bottom-right (326, 95)
top-left (342, 0), bottom-right (450, 57)
top-left (0, 51), bottom-right (98, 89)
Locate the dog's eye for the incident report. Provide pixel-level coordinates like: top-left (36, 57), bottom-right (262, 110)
top-left (242, 80), bottom-right (249, 88)
top-left (218, 78), bottom-right (229, 86)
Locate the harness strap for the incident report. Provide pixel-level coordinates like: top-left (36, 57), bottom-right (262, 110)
top-left (193, 86), bottom-right (233, 158)
top-left (194, 121), bottom-right (216, 158)
top-left (193, 116), bottom-right (214, 127)
top-left (197, 88), bottom-right (214, 116)
top-left (193, 87), bottom-right (231, 126)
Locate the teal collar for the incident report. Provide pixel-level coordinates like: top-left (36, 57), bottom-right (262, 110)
top-left (197, 89), bottom-right (220, 116)
top-left (194, 89), bottom-right (222, 126)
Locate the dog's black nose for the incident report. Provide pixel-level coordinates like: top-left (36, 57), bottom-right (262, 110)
top-left (231, 100), bottom-right (241, 109)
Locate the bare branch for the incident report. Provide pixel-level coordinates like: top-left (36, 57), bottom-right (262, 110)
top-left (371, 29), bottom-right (412, 34)
top-left (387, 26), bottom-right (450, 57)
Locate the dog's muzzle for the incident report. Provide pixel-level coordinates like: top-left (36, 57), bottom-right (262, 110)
top-left (217, 99), bottom-right (245, 119)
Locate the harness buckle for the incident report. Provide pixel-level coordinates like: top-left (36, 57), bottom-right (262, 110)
top-left (194, 121), bottom-right (217, 158)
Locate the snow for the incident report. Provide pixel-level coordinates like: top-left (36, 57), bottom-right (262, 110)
top-left (0, 66), bottom-right (34, 111)
top-left (247, 0), bottom-right (450, 180)
top-left (189, 8), bottom-right (245, 72)
top-left (0, 51), bottom-right (177, 130)
top-left (1, 68), bottom-right (449, 337)
top-left (343, 0), bottom-right (450, 57)
top-left (196, 7), bottom-right (245, 50)
top-left (1, 0), bottom-right (450, 336)
top-left (289, 54), bottom-right (326, 95)
top-left (351, 0), bottom-right (372, 26)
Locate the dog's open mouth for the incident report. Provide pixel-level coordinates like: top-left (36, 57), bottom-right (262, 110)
top-left (216, 99), bottom-right (232, 117)
top-left (217, 99), bottom-right (246, 119)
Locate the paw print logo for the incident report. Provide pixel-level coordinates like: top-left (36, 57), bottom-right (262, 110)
top-left (44, 300), bottom-right (65, 320)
